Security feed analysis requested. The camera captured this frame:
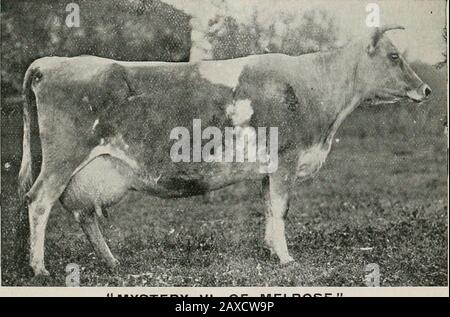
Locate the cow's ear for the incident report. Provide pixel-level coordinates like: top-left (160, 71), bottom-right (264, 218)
top-left (367, 25), bottom-right (405, 56)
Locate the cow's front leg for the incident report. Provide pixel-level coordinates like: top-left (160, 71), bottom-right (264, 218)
top-left (262, 174), bottom-right (294, 265)
top-left (262, 177), bottom-right (275, 255)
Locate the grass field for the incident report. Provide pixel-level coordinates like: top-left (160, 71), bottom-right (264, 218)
top-left (1, 103), bottom-right (447, 286)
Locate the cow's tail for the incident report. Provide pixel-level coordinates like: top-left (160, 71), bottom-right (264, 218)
top-left (18, 65), bottom-right (40, 200)
top-left (16, 64), bottom-right (41, 268)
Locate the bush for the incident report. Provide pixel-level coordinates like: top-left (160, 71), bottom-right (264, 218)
top-left (0, 0), bottom-right (191, 103)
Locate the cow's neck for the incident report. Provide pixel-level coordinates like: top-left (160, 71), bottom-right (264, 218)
top-left (293, 43), bottom-right (364, 148)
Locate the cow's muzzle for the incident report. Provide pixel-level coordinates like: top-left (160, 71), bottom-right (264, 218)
top-left (406, 84), bottom-right (432, 102)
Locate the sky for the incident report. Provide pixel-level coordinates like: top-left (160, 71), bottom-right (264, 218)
top-left (163, 0), bottom-right (447, 65)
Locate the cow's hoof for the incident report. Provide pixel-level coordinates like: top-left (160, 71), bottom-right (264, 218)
top-left (279, 256), bottom-right (296, 266)
top-left (106, 258), bottom-right (120, 270)
top-left (33, 268), bottom-right (50, 277)
top-left (263, 245), bottom-right (276, 258)
top-left (31, 273), bottom-right (52, 286)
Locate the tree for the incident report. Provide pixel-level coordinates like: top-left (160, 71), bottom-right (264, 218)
top-left (204, 7), bottom-right (340, 60)
top-left (0, 0), bottom-right (191, 104)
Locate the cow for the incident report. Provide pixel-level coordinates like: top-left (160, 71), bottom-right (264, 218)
top-left (17, 26), bottom-right (431, 277)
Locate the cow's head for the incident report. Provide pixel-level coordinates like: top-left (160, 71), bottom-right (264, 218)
top-left (357, 25), bottom-right (431, 105)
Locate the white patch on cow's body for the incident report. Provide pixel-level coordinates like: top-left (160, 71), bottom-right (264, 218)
top-left (226, 99), bottom-right (254, 126)
top-left (296, 143), bottom-right (331, 179)
top-left (198, 57), bottom-right (255, 89)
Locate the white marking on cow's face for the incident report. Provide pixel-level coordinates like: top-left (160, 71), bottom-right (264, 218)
top-left (296, 143), bottom-right (331, 179)
top-left (198, 57), bottom-right (255, 89)
top-left (226, 99), bottom-right (254, 126)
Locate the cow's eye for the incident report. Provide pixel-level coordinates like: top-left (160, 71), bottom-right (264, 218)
top-left (389, 53), bottom-right (399, 61)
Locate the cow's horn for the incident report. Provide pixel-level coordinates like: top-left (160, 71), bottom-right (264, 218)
top-left (372, 24), bottom-right (405, 46)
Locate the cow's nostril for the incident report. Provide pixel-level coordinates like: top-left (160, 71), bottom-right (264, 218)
top-left (423, 85), bottom-right (432, 97)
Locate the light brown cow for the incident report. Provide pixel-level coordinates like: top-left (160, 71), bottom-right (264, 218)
top-left (18, 26), bottom-right (431, 276)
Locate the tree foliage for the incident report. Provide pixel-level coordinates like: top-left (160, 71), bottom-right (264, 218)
top-left (1, 0), bottom-right (191, 100)
top-left (206, 8), bottom-right (340, 60)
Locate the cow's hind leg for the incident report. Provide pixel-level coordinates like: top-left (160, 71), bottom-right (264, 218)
top-left (263, 174), bottom-right (294, 265)
top-left (78, 209), bottom-right (119, 269)
top-left (26, 173), bottom-right (71, 276)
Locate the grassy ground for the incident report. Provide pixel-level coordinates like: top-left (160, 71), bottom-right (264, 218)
top-left (1, 107), bottom-right (447, 286)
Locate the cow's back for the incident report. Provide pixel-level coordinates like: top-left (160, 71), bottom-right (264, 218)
top-left (33, 54), bottom-right (299, 213)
